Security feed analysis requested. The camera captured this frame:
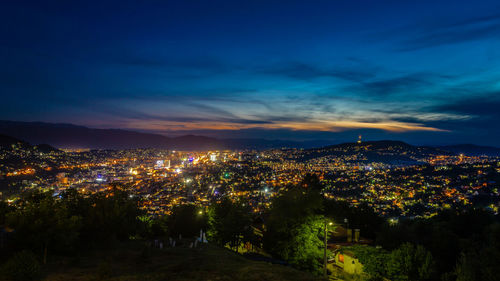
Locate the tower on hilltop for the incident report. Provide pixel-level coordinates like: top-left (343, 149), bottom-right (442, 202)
top-left (357, 135), bottom-right (362, 144)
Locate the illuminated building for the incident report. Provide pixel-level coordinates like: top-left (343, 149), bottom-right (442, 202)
top-left (155, 160), bottom-right (164, 169)
top-left (210, 153), bottom-right (217, 162)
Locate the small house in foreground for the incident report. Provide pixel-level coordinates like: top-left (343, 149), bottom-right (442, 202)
top-left (334, 249), bottom-right (364, 275)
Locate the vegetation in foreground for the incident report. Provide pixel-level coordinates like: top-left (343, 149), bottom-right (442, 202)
top-left (1, 176), bottom-right (500, 281)
top-left (38, 242), bottom-right (323, 281)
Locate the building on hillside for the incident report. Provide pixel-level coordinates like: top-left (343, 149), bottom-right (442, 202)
top-left (334, 250), bottom-right (363, 275)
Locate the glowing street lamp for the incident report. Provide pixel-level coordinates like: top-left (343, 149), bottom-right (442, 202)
top-left (324, 220), bottom-right (334, 277)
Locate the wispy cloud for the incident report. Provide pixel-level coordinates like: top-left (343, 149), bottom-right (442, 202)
top-left (258, 61), bottom-right (377, 82)
top-left (432, 92), bottom-right (500, 119)
top-left (397, 13), bottom-right (500, 51)
top-left (348, 73), bottom-right (450, 97)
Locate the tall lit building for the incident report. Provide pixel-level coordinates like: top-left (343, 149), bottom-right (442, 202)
top-left (210, 153), bottom-right (217, 162)
top-left (155, 160), bottom-right (164, 169)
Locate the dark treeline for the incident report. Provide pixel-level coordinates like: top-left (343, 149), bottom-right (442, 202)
top-left (374, 209), bottom-right (500, 281)
top-left (0, 186), bottom-right (145, 280)
top-left (1, 176), bottom-right (499, 281)
top-left (1, 187), bottom-right (143, 258)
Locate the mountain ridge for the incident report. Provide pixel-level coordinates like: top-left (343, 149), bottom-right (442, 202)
top-left (1, 120), bottom-right (499, 154)
top-left (438, 144), bottom-right (500, 156)
top-left (0, 120), bottom-right (333, 150)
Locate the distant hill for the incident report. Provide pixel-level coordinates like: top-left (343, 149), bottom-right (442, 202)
top-left (0, 134), bottom-right (30, 149)
top-left (0, 134), bottom-right (61, 176)
top-left (322, 140), bottom-right (449, 155)
top-left (301, 140), bottom-right (453, 165)
top-left (0, 120), bottom-right (330, 150)
top-left (34, 143), bottom-right (62, 153)
top-left (0, 133), bottom-right (59, 153)
top-left (439, 144), bottom-right (500, 156)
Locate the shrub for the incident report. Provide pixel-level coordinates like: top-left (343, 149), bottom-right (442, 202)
top-left (1, 250), bottom-right (41, 281)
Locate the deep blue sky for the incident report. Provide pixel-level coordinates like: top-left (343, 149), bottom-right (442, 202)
top-left (2, 0), bottom-right (500, 145)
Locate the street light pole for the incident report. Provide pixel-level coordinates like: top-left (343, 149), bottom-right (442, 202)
top-left (324, 220), bottom-right (332, 277)
top-left (323, 220), bottom-right (327, 277)
top-left (344, 218), bottom-right (349, 242)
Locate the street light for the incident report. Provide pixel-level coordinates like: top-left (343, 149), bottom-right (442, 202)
top-left (324, 220), bottom-right (333, 277)
top-left (344, 218), bottom-right (349, 242)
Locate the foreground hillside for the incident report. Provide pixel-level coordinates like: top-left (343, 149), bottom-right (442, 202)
top-left (41, 242), bottom-right (325, 281)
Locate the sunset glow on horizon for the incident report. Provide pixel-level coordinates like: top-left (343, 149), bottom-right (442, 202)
top-left (2, 0), bottom-right (500, 145)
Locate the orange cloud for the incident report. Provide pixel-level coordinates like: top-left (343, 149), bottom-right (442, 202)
top-left (123, 118), bottom-right (447, 133)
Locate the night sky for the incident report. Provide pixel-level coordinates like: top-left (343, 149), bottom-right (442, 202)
top-left (2, 1), bottom-right (500, 146)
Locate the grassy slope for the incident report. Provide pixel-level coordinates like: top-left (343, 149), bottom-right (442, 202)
top-left (43, 242), bottom-right (326, 281)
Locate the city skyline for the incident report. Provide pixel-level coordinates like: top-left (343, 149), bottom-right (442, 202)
top-left (2, 1), bottom-right (500, 145)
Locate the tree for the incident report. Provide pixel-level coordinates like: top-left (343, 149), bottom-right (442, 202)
top-left (274, 215), bottom-right (324, 273)
top-left (1, 250), bottom-right (41, 281)
top-left (386, 243), bottom-right (434, 281)
top-left (263, 186), bottom-right (325, 274)
top-left (480, 223), bottom-right (500, 281)
top-left (207, 197), bottom-right (253, 251)
top-left (80, 187), bottom-right (143, 245)
top-left (325, 200), bottom-right (384, 239)
top-left (0, 200), bottom-right (14, 226)
top-left (2, 186), bottom-right (146, 264)
top-left (139, 215), bottom-right (168, 240)
top-left (455, 252), bottom-right (480, 281)
top-left (455, 223), bottom-right (500, 281)
top-left (167, 204), bottom-right (207, 238)
top-left (348, 245), bottom-right (389, 281)
top-left (5, 190), bottom-right (82, 264)
top-left (301, 173), bottom-right (323, 191)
